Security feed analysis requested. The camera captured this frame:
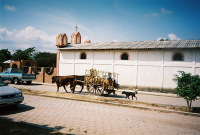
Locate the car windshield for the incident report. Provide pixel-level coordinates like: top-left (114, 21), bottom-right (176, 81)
top-left (11, 68), bottom-right (23, 73)
top-left (0, 79), bottom-right (6, 86)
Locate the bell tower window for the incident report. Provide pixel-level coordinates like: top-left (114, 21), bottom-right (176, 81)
top-left (121, 52), bottom-right (129, 60)
top-left (172, 52), bottom-right (184, 61)
top-left (80, 52), bottom-right (87, 59)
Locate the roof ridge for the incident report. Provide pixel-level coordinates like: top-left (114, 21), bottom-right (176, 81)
top-left (59, 40), bottom-right (200, 50)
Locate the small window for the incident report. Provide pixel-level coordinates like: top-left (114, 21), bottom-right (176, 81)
top-left (172, 52), bottom-right (184, 61)
top-left (11, 64), bottom-right (18, 68)
top-left (80, 52), bottom-right (86, 59)
top-left (121, 52), bottom-right (129, 60)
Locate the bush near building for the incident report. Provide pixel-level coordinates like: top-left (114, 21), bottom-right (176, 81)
top-left (173, 71), bottom-right (200, 111)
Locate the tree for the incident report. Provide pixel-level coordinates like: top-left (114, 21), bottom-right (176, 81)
top-left (173, 71), bottom-right (200, 111)
top-left (0, 49), bottom-right (12, 61)
top-left (12, 47), bottom-right (35, 61)
top-left (34, 52), bottom-right (56, 67)
top-left (0, 49), bottom-right (12, 68)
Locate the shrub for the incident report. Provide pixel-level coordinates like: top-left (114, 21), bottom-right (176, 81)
top-left (173, 71), bottom-right (200, 111)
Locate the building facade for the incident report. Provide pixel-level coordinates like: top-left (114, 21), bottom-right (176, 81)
top-left (56, 33), bottom-right (200, 91)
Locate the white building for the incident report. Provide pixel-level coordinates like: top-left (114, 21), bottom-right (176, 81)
top-left (56, 33), bottom-right (200, 91)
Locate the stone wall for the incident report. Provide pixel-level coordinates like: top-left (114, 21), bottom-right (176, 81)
top-left (10, 60), bottom-right (37, 74)
top-left (35, 67), bottom-right (56, 83)
top-left (28, 67), bottom-right (56, 83)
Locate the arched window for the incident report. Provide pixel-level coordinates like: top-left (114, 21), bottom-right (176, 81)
top-left (77, 33), bottom-right (81, 44)
top-left (121, 52), bottom-right (129, 60)
top-left (12, 64), bottom-right (18, 68)
top-left (80, 52), bottom-right (87, 59)
top-left (23, 62), bottom-right (31, 73)
top-left (172, 52), bottom-right (184, 61)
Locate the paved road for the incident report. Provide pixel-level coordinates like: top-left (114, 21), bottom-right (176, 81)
top-left (10, 83), bottom-right (200, 107)
top-left (1, 95), bottom-right (200, 135)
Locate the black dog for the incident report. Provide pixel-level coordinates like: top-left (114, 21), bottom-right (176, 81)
top-left (122, 91), bottom-right (138, 100)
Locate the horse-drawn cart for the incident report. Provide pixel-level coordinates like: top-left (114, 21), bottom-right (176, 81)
top-left (81, 69), bottom-right (118, 96)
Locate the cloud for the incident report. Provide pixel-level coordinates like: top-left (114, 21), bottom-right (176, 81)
top-left (4, 5), bottom-right (16, 11)
top-left (149, 13), bottom-right (160, 17)
top-left (148, 8), bottom-right (172, 17)
top-left (0, 26), bottom-right (56, 52)
top-left (161, 8), bottom-right (173, 14)
top-left (113, 39), bottom-right (118, 42)
top-left (157, 34), bottom-right (181, 41)
top-left (168, 34), bottom-right (181, 40)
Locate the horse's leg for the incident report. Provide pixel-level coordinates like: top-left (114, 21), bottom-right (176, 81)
top-left (70, 85), bottom-right (75, 93)
top-left (69, 81), bottom-right (75, 93)
top-left (57, 84), bottom-right (59, 92)
top-left (79, 83), bottom-right (84, 93)
top-left (113, 90), bottom-right (116, 96)
top-left (63, 85), bottom-right (68, 93)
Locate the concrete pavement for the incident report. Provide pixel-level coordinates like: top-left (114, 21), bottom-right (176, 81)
top-left (1, 94), bottom-right (200, 135)
top-left (1, 82), bottom-right (200, 134)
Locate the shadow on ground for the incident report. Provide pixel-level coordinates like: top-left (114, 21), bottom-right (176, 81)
top-left (0, 104), bottom-right (34, 115)
top-left (4, 80), bottom-right (43, 86)
top-left (103, 94), bottom-right (125, 98)
top-left (14, 83), bottom-right (43, 86)
top-left (0, 117), bottom-right (74, 135)
top-left (0, 104), bottom-right (75, 134)
top-left (192, 107), bottom-right (200, 114)
top-left (73, 91), bottom-right (126, 99)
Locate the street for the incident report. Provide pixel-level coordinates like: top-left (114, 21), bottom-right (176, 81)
top-left (1, 94), bottom-right (200, 135)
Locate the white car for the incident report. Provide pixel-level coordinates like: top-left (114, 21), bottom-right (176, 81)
top-left (0, 79), bottom-right (24, 107)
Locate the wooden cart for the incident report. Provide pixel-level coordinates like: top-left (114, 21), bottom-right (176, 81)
top-left (84, 69), bottom-right (118, 96)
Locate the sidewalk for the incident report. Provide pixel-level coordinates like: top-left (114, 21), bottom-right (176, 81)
top-left (10, 82), bottom-right (200, 115)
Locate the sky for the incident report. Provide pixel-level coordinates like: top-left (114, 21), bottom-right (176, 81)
top-left (0, 0), bottom-right (200, 53)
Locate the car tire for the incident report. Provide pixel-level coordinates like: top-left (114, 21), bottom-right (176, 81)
top-left (13, 78), bottom-right (19, 84)
top-left (26, 81), bottom-right (32, 84)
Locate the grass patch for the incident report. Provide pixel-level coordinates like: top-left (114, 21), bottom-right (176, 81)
top-left (20, 89), bottom-right (192, 113)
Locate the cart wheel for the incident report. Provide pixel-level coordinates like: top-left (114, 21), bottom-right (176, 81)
top-left (87, 83), bottom-right (105, 96)
top-left (96, 85), bottom-right (105, 96)
top-left (87, 84), bottom-right (96, 95)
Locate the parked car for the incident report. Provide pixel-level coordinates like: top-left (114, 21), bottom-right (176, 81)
top-left (0, 68), bottom-right (36, 84)
top-left (0, 79), bottom-right (24, 107)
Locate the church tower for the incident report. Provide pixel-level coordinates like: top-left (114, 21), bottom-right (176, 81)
top-left (71, 25), bottom-right (81, 44)
top-left (56, 33), bottom-right (68, 46)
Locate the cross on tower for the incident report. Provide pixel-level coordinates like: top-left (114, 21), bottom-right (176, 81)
top-left (75, 24), bottom-right (78, 32)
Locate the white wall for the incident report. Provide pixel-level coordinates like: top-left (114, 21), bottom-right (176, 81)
top-left (59, 49), bottom-right (200, 90)
top-left (114, 65), bottom-right (136, 86)
top-left (163, 67), bottom-right (193, 89)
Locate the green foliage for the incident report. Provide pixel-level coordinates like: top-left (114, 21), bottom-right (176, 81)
top-left (0, 48), bottom-right (56, 68)
top-left (159, 38), bottom-right (169, 41)
top-left (0, 49), bottom-right (12, 67)
top-left (34, 52), bottom-right (56, 67)
top-left (173, 71), bottom-right (200, 111)
top-left (12, 47), bottom-right (35, 61)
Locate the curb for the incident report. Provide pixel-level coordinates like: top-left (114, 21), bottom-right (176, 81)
top-left (23, 92), bottom-right (200, 117)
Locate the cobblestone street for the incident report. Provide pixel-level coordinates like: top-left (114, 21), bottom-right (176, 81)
top-left (1, 94), bottom-right (200, 135)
